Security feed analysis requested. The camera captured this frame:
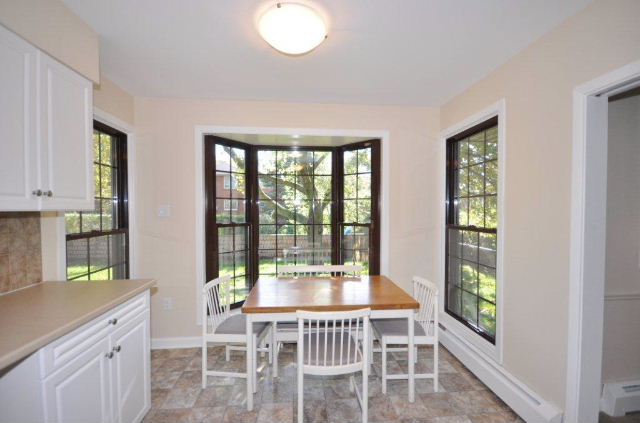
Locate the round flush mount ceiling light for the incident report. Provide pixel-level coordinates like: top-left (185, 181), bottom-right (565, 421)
top-left (257, 2), bottom-right (327, 55)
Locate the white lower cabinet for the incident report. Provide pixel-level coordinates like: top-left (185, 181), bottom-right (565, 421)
top-left (0, 291), bottom-right (151, 423)
top-left (43, 338), bottom-right (112, 423)
top-left (110, 313), bottom-right (151, 423)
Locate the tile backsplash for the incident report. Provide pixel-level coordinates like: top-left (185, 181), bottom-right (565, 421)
top-left (0, 213), bottom-right (42, 294)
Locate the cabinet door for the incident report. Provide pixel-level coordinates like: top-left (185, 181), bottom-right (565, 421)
top-left (43, 337), bottom-right (111, 423)
top-left (110, 311), bottom-right (150, 423)
top-left (0, 25), bottom-right (39, 210)
top-left (38, 51), bottom-right (94, 210)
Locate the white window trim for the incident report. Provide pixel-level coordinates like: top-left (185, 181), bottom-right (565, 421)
top-left (439, 99), bottom-right (506, 364)
top-left (194, 125), bottom-right (391, 326)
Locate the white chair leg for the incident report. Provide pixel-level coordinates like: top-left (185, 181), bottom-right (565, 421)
top-left (252, 334), bottom-right (258, 394)
top-left (226, 343), bottom-right (231, 361)
top-left (415, 346), bottom-right (418, 363)
top-left (268, 326), bottom-right (273, 365)
top-left (381, 340), bottom-right (387, 394)
top-left (297, 344), bottom-right (304, 423)
top-left (362, 365), bottom-right (368, 423)
top-left (349, 375), bottom-right (355, 392)
top-left (433, 342), bottom-right (439, 392)
top-left (201, 340), bottom-right (207, 389)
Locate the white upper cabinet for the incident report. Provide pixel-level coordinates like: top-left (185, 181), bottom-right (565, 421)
top-left (0, 25), bottom-right (94, 211)
top-left (38, 52), bottom-right (93, 210)
top-left (0, 25), bottom-right (38, 210)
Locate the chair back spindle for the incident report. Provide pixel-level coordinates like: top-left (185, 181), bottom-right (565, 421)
top-left (412, 276), bottom-right (438, 336)
top-left (202, 275), bottom-right (232, 333)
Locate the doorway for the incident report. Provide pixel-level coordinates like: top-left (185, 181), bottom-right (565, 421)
top-left (566, 60), bottom-right (640, 423)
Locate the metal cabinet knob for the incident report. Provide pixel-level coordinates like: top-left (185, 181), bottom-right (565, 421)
top-left (105, 351), bottom-right (114, 359)
top-left (113, 345), bottom-right (121, 353)
top-left (44, 190), bottom-right (53, 197)
top-left (32, 189), bottom-right (42, 197)
top-left (108, 318), bottom-right (118, 325)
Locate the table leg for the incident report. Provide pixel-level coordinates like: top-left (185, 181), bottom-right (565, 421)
top-left (407, 312), bottom-right (415, 403)
top-left (272, 321), bottom-right (278, 378)
top-left (246, 314), bottom-right (254, 411)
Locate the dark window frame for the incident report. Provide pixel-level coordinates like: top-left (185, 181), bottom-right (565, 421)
top-left (205, 136), bottom-right (381, 308)
top-left (445, 116), bottom-right (498, 344)
top-left (65, 120), bottom-right (130, 281)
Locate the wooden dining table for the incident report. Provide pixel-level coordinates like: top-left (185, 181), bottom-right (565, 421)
top-left (241, 274), bottom-right (420, 411)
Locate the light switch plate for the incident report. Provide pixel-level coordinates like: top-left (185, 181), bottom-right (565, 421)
top-left (157, 205), bottom-right (171, 218)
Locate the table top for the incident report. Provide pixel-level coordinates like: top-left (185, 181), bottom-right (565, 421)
top-left (241, 275), bottom-right (419, 313)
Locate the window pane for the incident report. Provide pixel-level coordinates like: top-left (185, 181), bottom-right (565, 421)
top-left (89, 235), bottom-right (109, 274)
top-left (276, 175), bottom-right (296, 199)
top-left (457, 169), bottom-right (468, 198)
top-left (314, 151), bottom-right (332, 175)
top-left (448, 256), bottom-right (461, 288)
top-left (231, 174), bottom-right (246, 199)
top-left (258, 201), bottom-right (275, 223)
top-left (358, 148), bottom-right (371, 173)
top-left (232, 276), bottom-right (248, 304)
top-left (234, 251), bottom-right (246, 276)
top-left (295, 203), bottom-right (311, 225)
top-left (314, 176), bottom-right (332, 200)
top-left (485, 127), bottom-right (498, 161)
top-left (468, 197), bottom-right (484, 227)
top-left (216, 145), bottom-right (231, 172)
top-left (235, 226), bottom-right (246, 251)
top-left (258, 250), bottom-right (277, 275)
top-left (485, 161), bottom-right (497, 194)
top-left (258, 225), bottom-right (277, 249)
top-left (216, 198), bottom-right (231, 223)
top-left (448, 285), bottom-right (461, 316)
top-left (358, 199), bottom-right (371, 223)
top-left (258, 175), bottom-right (276, 197)
top-left (456, 198), bottom-right (469, 226)
top-left (468, 164), bottom-right (484, 196)
top-left (100, 165), bottom-right (113, 198)
top-left (343, 199), bottom-right (357, 223)
top-left (461, 260), bottom-right (478, 294)
top-left (485, 196), bottom-right (497, 228)
top-left (468, 132), bottom-right (484, 164)
top-left (218, 253), bottom-right (233, 278)
top-left (258, 150), bottom-right (276, 174)
top-left (101, 199), bottom-right (115, 230)
top-left (67, 238), bottom-right (88, 279)
top-left (110, 233), bottom-right (127, 266)
top-left (479, 300), bottom-right (496, 338)
top-left (448, 228), bottom-right (462, 258)
top-left (100, 133), bottom-right (112, 165)
top-left (218, 227), bottom-right (233, 253)
top-left (358, 174), bottom-right (371, 199)
top-left (462, 291), bottom-right (478, 324)
top-left (230, 148), bottom-right (245, 173)
top-left (462, 231), bottom-right (478, 261)
top-left (479, 265), bottom-right (496, 302)
top-left (458, 141), bottom-right (469, 167)
top-left (65, 212), bottom-right (80, 234)
top-left (344, 175), bottom-right (357, 199)
top-left (231, 201), bottom-right (245, 223)
top-left (344, 150), bottom-right (357, 174)
top-left (479, 233), bottom-right (497, 267)
top-left (277, 151), bottom-right (296, 174)
top-left (296, 151), bottom-right (313, 175)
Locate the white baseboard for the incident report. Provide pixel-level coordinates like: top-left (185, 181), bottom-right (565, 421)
top-left (601, 380), bottom-right (640, 417)
top-left (440, 327), bottom-right (563, 423)
top-left (151, 336), bottom-right (201, 350)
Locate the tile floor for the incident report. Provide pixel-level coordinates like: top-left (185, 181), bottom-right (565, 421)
top-left (144, 343), bottom-right (524, 423)
top-left (599, 412), bottom-right (640, 423)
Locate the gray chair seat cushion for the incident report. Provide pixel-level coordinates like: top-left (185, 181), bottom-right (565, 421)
top-left (371, 318), bottom-right (433, 337)
top-left (215, 314), bottom-right (268, 335)
top-left (303, 332), bottom-right (361, 366)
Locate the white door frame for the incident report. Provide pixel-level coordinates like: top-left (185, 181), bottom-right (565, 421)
top-left (193, 125), bottom-right (391, 326)
top-left (565, 59), bottom-right (640, 423)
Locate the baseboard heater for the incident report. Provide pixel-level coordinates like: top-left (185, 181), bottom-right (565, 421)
top-left (601, 380), bottom-right (640, 417)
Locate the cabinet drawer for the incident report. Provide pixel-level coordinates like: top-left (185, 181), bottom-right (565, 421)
top-left (41, 292), bottom-right (149, 377)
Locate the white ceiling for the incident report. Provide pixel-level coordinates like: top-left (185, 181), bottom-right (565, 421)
top-left (62, 0), bottom-right (593, 106)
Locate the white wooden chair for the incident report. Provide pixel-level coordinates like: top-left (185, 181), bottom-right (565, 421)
top-left (371, 276), bottom-right (439, 394)
top-left (201, 276), bottom-right (273, 392)
top-left (271, 264), bottom-right (363, 377)
top-left (296, 308), bottom-right (371, 423)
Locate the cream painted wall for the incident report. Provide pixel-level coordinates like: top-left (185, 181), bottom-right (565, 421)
top-left (133, 98), bottom-right (440, 340)
top-left (0, 0), bottom-right (99, 82)
top-left (602, 93), bottom-right (640, 384)
top-left (440, 0), bottom-right (640, 410)
top-left (94, 75), bottom-right (135, 126)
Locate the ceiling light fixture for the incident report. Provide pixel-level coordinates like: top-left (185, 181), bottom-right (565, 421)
top-left (257, 2), bottom-right (327, 55)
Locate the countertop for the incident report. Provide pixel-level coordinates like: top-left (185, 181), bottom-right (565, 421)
top-left (0, 279), bottom-right (156, 370)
